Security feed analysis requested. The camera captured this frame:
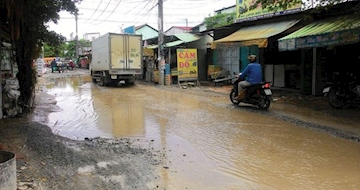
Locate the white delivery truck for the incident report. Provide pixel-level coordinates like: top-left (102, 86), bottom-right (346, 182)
top-left (90, 33), bottom-right (142, 86)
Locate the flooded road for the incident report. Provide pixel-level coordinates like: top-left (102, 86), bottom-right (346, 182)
top-left (35, 75), bottom-right (360, 189)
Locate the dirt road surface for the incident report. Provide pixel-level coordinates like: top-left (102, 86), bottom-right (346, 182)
top-left (1, 68), bottom-right (360, 190)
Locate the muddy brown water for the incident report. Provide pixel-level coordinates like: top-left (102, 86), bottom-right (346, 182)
top-left (32, 76), bottom-right (360, 189)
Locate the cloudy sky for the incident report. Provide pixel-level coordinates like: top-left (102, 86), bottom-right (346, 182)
top-left (47, 0), bottom-right (236, 40)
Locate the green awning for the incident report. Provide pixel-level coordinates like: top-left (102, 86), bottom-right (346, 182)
top-left (147, 33), bottom-right (201, 49)
top-left (165, 40), bottom-right (184, 47)
top-left (278, 16), bottom-right (360, 51)
top-left (214, 20), bottom-right (299, 48)
top-left (146, 44), bottom-right (158, 49)
top-left (174, 33), bottom-right (200, 43)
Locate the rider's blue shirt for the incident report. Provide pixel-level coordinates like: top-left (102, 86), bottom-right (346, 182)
top-left (240, 63), bottom-right (262, 85)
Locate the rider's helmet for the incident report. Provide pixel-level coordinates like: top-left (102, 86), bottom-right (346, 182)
top-left (248, 55), bottom-right (257, 63)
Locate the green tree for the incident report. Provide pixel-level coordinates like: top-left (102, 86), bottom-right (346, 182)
top-left (63, 39), bottom-right (90, 59)
top-left (64, 40), bottom-right (76, 58)
top-left (44, 43), bottom-right (55, 57)
top-left (205, 12), bottom-right (236, 29)
top-left (1, 0), bottom-right (79, 112)
top-left (44, 43), bottom-right (66, 57)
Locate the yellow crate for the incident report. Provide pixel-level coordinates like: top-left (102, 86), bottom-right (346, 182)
top-left (208, 65), bottom-right (222, 76)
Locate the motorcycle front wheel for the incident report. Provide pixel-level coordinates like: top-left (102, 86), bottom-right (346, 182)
top-left (328, 88), bottom-right (346, 109)
top-left (230, 90), bottom-right (240, 105)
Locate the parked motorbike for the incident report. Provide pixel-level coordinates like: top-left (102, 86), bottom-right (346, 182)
top-left (230, 73), bottom-right (273, 110)
top-left (323, 72), bottom-right (360, 109)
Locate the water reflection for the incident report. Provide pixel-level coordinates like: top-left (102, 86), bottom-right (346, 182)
top-left (42, 76), bottom-right (149, 140)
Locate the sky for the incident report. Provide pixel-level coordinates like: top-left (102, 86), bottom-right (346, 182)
top-left (47, 0), bottom-right (236, 40)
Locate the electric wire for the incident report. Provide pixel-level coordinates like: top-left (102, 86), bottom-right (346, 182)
top-left (59, 0), bottom-right (232, 36)
top-left (144, 0), bottom-right (157, 25)
top-left (94, 0), bottom-right (124, 25)
top-left (110, 0), bottom-right (150, 20)
top-left (82, 0), bottom-right (103, 23)
top-left (134, 0), bottom-right (158, 26)
top-left (130, 0), bottom-right (154, 25)
top-left (87, 0), bottom-right (113, 24)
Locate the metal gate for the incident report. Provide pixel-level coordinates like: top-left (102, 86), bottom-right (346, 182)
top-left (217, 46), bottom-right (239, 75)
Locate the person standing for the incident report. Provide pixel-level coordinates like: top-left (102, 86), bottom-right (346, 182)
top-left (51, 59), bottom-right (57, 73)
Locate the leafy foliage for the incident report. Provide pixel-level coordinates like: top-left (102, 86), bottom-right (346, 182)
top-left (205, 12), bottom-right (236, 29)
top-left (44, 38), bottom-right (91, 59)
top-left (1, 0), bottom-right (79, 112)
top-left (43, 43), bottom-right (65, 57)
top-left (250, 0), bottom-right (360, 14)
top-left (249, 0), bottom-right (302, 12)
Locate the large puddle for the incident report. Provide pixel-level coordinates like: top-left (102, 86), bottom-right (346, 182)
top-left (34, 76), bottom-right (360, 189)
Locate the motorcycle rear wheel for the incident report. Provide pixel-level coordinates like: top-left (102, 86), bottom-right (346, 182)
top-left (230, 91), bottom-right (240, 105)
top-left (258, 96), bottom-right (271, 110)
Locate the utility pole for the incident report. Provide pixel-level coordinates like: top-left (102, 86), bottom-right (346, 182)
top-left (75, 12), bottom-right (79, 59)
top-left (158, 0), bottom-right (165, 85)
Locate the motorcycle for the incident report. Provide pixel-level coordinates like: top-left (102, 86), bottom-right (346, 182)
top-left (230, 73), bottom-right (273, 110)
top-left (322, 72), bottom-right (360, 109)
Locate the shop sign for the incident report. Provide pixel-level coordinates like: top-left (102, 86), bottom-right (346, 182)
top-left (296, 30), bottom-right (360, 48)
top-left (177, 49), bottom-right (198, 80)
top-left (236, 0), bottom-right (302, 22)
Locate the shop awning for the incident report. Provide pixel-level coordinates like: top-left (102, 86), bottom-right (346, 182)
top-left (165, 40), bottom-right (184, 47)
top-left (145, 33), bottom-right (200, 49)
top-left (213, 20), bottom-right (299, 48)
top-left (146, 44), bottom-right (158, 49)
top-left (278, 16), bottom-right (360, 51)
top-left (173, 33), bottom-right (200, 43)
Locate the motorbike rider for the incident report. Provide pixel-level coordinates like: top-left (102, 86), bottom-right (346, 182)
top-left (235, 55), bottom-right (263, 101)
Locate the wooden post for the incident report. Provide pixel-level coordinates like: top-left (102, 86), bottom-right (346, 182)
top-left (312, 47), bottom-right (317, 96)
top-left (0, 44), bottom-right (2, 119)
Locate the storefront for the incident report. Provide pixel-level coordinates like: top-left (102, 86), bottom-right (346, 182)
top-left (147, 33), bottom-right (201, 84)
top-left (278, 15), bottom-right (360, 95)
top-left (212, 20), bottom-right (300, 86)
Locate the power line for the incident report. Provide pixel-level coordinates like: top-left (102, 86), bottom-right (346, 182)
top-left (130, 0), bottom-right (154, 25)
top-left (134, 0), bottom-right (158, 26)
top-left (144, 0), bottom-right (157, 24)
top-left (78, 6), bottom-right (207, 16)
top-left (94, 0), bottom-right (124, 25)
top-left (81, 0), bottom-right (145, 4)
top-left (88, 0), bottom-right (113, 24)
top-left (61, 17), bottom-right (203, 24)
top-left (83, 0), bottom-right (103, 23)
top-left (121, 0), bottom-right (148, 16)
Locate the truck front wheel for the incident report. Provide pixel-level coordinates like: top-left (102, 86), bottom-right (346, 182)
top-left (99, 76), bottom-right (106, 86)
